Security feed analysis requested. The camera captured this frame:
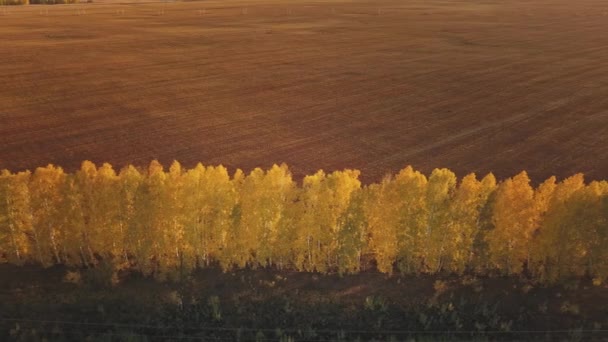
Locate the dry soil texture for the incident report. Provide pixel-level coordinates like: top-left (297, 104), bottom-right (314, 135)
top-left (1, 0), bottom-right (608, 182)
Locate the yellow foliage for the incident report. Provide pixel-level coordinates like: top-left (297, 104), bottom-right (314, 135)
top-left (0, 162), bottom-right (602, 283)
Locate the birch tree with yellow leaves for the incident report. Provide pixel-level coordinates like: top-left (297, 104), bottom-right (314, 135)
top-left (486, 171), bottom-right (536, 275)
top-left (423, 168), bottom-right (457, 273)
top-left (561, 181), bottom-right (608, 283)
top-left (527, 176), bottom-right (557, 279)
top-left (322, 170), bottom-right (362, 272)
top-left (238, 164), bottom-right (295, 268)
top-left (581, 181), bottom-right (608, 284)
top-left (536, 174), bottom-right (586, 282)
top-left (444, 173), bottom-right (496, 274)
top-left (336, 187), bottom-right (366, 274)
top-left (129, 161), bottom-right (167, 276)
top-left (393, 166), bottom-right (428, 274)
top-left (0, 170), bottom-right (32, 265)
top-left (364, 177), bottom-right (400, 274)
top-left (29, 165), bottom-right (66, 266)
top-left (293, 170), bottom-right (326, 272)
top-left (117, 164), bottom-right (144, 267)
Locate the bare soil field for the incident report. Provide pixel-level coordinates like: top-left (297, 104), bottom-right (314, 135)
top-left (1, 0), bottom-right (607, 182)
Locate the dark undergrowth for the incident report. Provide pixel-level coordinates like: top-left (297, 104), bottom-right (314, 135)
top-left (1, 265), bottom-right (607, 341)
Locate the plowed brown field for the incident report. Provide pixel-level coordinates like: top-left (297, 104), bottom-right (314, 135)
top-left (1, 0), bottom-right (607, 182)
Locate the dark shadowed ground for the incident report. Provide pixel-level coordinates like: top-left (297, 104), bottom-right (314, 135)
top-left (1, 264), bottom-right (608, 340)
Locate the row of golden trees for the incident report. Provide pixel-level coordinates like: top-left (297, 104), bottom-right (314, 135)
top-left (0, 161), bottom-right (606, 283)
top-left (0, 0), bottom-right (79, 5)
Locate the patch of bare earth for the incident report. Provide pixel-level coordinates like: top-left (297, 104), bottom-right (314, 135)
top-left (1, 0), bottom-right (607, 183)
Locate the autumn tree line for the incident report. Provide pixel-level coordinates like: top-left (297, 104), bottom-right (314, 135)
top-left (0, 161), bottom-right (607, 283)
top-left (0, 0), bottom-right (78, 5)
